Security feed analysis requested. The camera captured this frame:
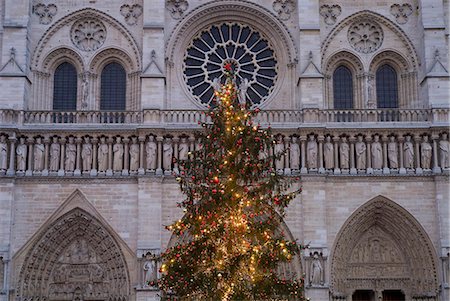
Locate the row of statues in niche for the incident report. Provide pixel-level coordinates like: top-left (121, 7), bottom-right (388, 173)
top-left (0, 132), bottom-right (448, 175)
top-left (274, 133), bottom-right (449, 172)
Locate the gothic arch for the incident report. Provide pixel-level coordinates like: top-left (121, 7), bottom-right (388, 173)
top-left (42, 47), bottom-right (85, 74)
top-left (166, 213), bottom-right (302, 281)
top-left (89, 48), bottom-right (137, 74)
top-left (165, 0), bottom-right (298, 109)
top-left (14, 190), bottom-right (133, 301)
top-left (330, 195), bottom-right (439, 300)
top-left (323, 51), bottom-right (363, 109)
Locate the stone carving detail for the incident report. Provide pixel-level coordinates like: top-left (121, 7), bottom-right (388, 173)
top-left (388, 136), bottom-right (398, 169)
top-left (319, 4), bottom-right (342, 25)
top-left (290, 136), bottom-right (300, 170)
top-left (309, 252), bottom-right (324, 286)
top-left (0, 135), bottom-right (7, 171)
top-left (120, 4), bottom-right (143, 25)
top-left (163, 137), bottom-right (173, 171)
top-left (146, 136), bottom-right (157, 170)
top-left (65, 136), bottom-right (76, 172)
top-left (0, 256), bottom-right (3, 291)
top-left (49, 136), bottom-right (60, 172)
top-left (16, 137), bottom-right (27, 172)
top-left (348, 21), bottom-right (383, 54)
top-left (33, 3), bottom-right (57, 25)
top-left (307, 135), bottom-right (318, 169)
top-left (17, 208), bottom-right (129, 301)
top-left (403, 135), bottom-right (414, 169)
top-left (141, 251), bottom-right (159, 288)
top-left (113, 137), bottom-right (124, 171)
top-left (34, 137), bottom-right (45, 172)
top-left (324, 136), bottom-right (334, 170)
top-left (421, 135), bottom-right (432, 170)
top-left (71, 18), bottom-right (106, 52)
top-left (166, 0), bottom-right (189, 20)
top-left (355, 135), bottom-right (366, 169)
top-left (81, 137), bottom-right (93, 172)
top-left (272, 0), bottom-right (295, 21)
top-left (274, 135), bottom-right (284, 171)
top-left (129, 137), bottom-right (139, 172)
top-left (97, 136), bottom-right (108, 172)
top-left (440, 133), bottom-right (449, 169)
top-left (339, 136), bottom-right (350, 169)
top-left (390, 3), bottom-right (413, 25)
top-left (178, 137), bottom-right (189, 162)
top-left (371, 134), bottom-right (382, 169)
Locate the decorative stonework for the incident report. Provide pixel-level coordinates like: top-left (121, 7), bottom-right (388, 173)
top-left (70, 18), bottom-right (106, 52)
top-left (272, 0), bottom-right (295, 21)
top-left (319, 4), bottom-right (342, 25)
top-left (120, 4), bottom-right (143, 25)
top-left (183, 22), bottom-right (278, 106)
top-left (347, 20), bottom-right (383, 54)
top-left (166, 0), bottom-right (189, 20)
top-left (32, 2), bottom-right (57, 25)
top-left (17, 208), bottom-right (130, 301)
top-left (390, 3), bottom-right (413, 25)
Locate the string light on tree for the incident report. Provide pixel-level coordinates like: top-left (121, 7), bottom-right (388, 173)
top-left (155, 62), bottom-right (305, 301)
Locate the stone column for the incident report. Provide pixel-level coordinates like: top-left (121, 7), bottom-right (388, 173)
top-left (432, 134), bottom-right (441, 173)
top-left (26, 137), bottom-right (33, 176)
top-left (333, 136), bottom-right (340, 175)
top-left (318, 135), bottom-right (325, 173)
top-left (349, 136), bottom-right (357, 175)
top-left (7, 136), bottom-right (16, 176)
top-left (123, 137), bottom-right (130, 176)
top-left (366, 136), bottom-right (373, 174)
top-left (382, 135), bottom-right (389, 174)
top-left (300, 135), bottom-right (307, 174)
top-left (156, 136), bottom-right (163, 175)
top-left (284, 136), bottom-right (291, 175)
top-left (74, 137), bottom-right (82, 176)
top-left (58, 138), bottom-right (65, 176)
top-left (138, 136), bottom-right (146, 175)
top-left (173, 137), bottom-right (180, 174)
top-left (42, 136), bottom-right (50, 176)
top-left (107, 137), bottom-right (113, 176)
top-left (398, 136), bottom-right (406, 174)
top-left (414, 135), bottom-right (423, 174)
top-left (91, 137), bottom-right (98, 176)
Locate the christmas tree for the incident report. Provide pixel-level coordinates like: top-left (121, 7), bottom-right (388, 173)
top-left (157, 64), bottom-right (305, 301)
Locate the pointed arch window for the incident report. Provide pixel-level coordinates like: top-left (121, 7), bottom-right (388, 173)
top-left (100, 62), bottom-right (126, 110)
top-left (376, 64), bottom-right (398, 108)
top-left (53, 62), bottom-right (77, 111)
top-left (333, 66), bottom-right (353, 109)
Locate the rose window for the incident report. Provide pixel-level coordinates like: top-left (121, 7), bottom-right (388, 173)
top-left (183, 23), bottom-right (278, 106)
top-left (71, 18), bottom-right (106, 52)
top-left (347, 21), bottom-right (383, 54)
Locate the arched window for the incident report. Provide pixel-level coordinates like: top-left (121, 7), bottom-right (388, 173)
top-left (376, 64), bottom-right (398, 108)
top-left (100, 62), bottom-right (126, 110)
top-left (53, 62), bottom-right (77, 111)
top-left (333, 66), bottom-right (353, 109)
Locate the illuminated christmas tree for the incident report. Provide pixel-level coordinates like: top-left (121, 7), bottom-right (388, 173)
top-left (157, 64), bottom-right (305, 301)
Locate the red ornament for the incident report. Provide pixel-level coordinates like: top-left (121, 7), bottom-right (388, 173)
top-left (224, 63), bottom-right (232, 71)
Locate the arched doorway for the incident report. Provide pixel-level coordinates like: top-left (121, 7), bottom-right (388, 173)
top-left (16, 208), bottom-right (130, 301)
top-left (330, 196), bottom-right (439, 300)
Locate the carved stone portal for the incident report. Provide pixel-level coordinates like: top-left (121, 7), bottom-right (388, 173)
top-left (16, 208), bottom-right (130, 301)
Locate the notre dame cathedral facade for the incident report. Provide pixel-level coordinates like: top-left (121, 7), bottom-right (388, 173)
top-left (0, 0), bottom-right (448, 300)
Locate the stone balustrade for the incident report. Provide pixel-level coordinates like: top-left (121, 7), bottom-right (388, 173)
top-left (0, 129), bottom-right (448, 177)
top-left (0, 108), bottom-right (448, 126)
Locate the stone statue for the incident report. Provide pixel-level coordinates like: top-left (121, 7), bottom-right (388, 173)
top-left (0, 135), bottom-right (8, 171)
top-left (274, 135), bottom-right (284, 170)
top-left (34, 137), bottom-right (45, 171)
top-left (65, 137), bottom-right (76, 172)
top-left (238, 78), bottom-right (250, 105)
top-left (97, 136), bottom-right (108, 172)
top-left (81, 136), bottom-right (93, 172)
top-left (129, 137), bottom-right (139, 172)
top-left (440, 133), bottom-right (449, 168)
top-left (388, 136), bottom-right (398, 169)
top-left (113, 137), bottom-right (124, 171)
top-left (162, 138), bottom-right (173, 171)
top-left (403, 135), bottom-right (414, 169)
top-left (146, 136), bottom-right (157, 170)
top-left (16, 137), bottom-right (27, 171)
top-left (143, 259), bottom-right (157, 286)
top-left (49, 136), bottom-right (60, 171)
top-left (307, 135), bottom-right (317, 169)
top-left (371, 135), bottom-right (383, 169)
top-left (324, 136), bottom-right (334, 169)
top-left (290, 136), bottom-right (300, 170)
top-left (310, 253), bottom-right (323, 286)
top-left (178, 137), bottom-right (189, 161)
top-left (355, 135), bottom-right (366, 169)
top-left (259, 144), bottom-right (268, 161)
top-left (81, 73), bottom-right (89, 108)
top-left (339, 137), bottom-right (350, 169)
top-left (421, 135), bottom-right (432, 169)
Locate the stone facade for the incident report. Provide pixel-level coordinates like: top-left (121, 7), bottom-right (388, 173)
top-left (0, 1), bottom-right (448, 301)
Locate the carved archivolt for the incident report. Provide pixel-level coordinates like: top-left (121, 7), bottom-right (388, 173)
top-left (330, 196), bottom-right (439, 298)
top-left (89, 48), bottom-right (137, 73)
top-left (369, 50), bottom-right (411, 73)
top-left (323, 51), bottom-right (364, 76)
top-left (16, 208), bottom-right (130, 301)
top-left (347, 20), bottom-right (383, 54)
top-left (42, 47), bottom-right (85, 73)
